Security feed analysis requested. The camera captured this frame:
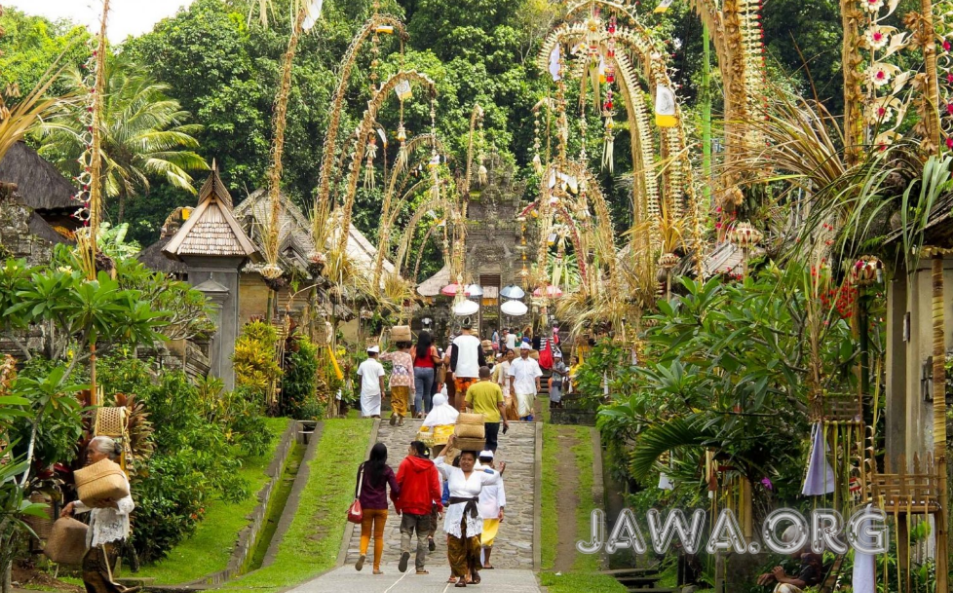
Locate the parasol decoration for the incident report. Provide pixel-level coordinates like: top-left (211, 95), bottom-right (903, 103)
top-left (500, 300), bottom-right (529, 317)
top-left (441, 283), bottom-right (470, 297)
top-left (453, 300), bottom-right (480, 317)
top-left (500, 285), bottom-right (526, 299)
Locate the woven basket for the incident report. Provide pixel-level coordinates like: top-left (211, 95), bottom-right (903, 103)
top-left (25, 491), bottom-right (54, 540)
top-left (391, 325), bottom-right (412, 342)
top-left (74, 459), bottom-right (128, 505)
top-left (455, 423), bottom-right (485, 439)
top-left (93, 407), bottom-right (127, 437)
top-left (44, 518), bottom-right (88, 566)
top-left (457, 413), bottom-right (485, 426)
top-left (453, 437), bottom-right (486, 452)
top-left (417, 424), bottom-right (454, 446)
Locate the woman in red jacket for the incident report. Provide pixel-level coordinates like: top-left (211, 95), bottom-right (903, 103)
top-left (396, 441), bottom-right (443, 574)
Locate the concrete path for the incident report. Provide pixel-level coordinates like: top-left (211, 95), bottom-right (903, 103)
top-left (342, 418), bottom-right (538, 570)
top-left (285, 564), bottom-right (540, 593)
top-left (299, 415), bottom-right (542, 593)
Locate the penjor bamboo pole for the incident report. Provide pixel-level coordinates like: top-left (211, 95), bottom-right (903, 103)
top-left (88, 0), bottom-right (110, 406)
top-left (932, 254), bottom-right (949, 593)
top-left (921, 0), bottom-right (942, 152)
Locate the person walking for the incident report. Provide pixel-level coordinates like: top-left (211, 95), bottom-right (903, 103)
top-left (396, 441), bottom-right (443, 574)
top-left (509, 343), bottom-right (542, 421)
top-left (503, 328), bottom-right (517, 353)
top-left (435, 436), bottom-right (503, 587)
top-left (355, 443), bottom-right (400, 574)
top-left (451, 322), bottom-right (485, 411)
top-left (411, 331), bottom-right (441, 417)
top-left (549, 351), bottom-right (568, 409)
top-left (380, 341), bottom-right (414, 426)
top-left (493, 349), bottom-right (519, 421)
top-left (61, 437), bottom-right (138, 593)
top-left (357, 346), bottom-right (386, 418)
top-left (475, 451), bottom-right (505, 570)
top-left (464, 366), bottom-right (508, 452)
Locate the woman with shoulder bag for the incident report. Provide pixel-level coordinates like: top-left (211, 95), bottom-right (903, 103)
top-left (354, 444), bottom-right (399, 574)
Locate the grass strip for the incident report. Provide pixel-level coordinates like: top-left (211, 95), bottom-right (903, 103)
top-left (137, 417), bottom-right (291, 584)
top-left (540, 423), bottom-right (561, 571)
top-left (539, 424), bottom-right (627, 593)
top-left (246, 440), bottom-right (306, 571)
top-left (216, 419), bottom-right (374, 593)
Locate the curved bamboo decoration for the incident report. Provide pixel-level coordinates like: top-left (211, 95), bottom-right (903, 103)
top-left (462, 104), bottom-right (484, 206)
top-left (395, 194), bottom-right (452, 272)
top-left (311, 14), bottom-right (408, 252)
top-left (412, 222), bottom-right (445, 284)
top-left (264, 3), bottom-right (312, 276)
top-left (333, 70), bottom-right (438, 257)
top-left (373, 133), bottom-right (445, 286)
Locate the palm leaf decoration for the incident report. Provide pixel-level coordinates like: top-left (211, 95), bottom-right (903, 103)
top-left (627, 417), bottom-right (717, 481)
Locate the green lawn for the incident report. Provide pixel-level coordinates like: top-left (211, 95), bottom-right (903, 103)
top-left (216, 418), bottom-right (374, 593)
top-left (135, 417), bottom-right (292, 585)
top-left (540, 423), bottom-right (627, 593)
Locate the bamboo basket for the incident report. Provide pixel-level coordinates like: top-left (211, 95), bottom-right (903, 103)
top-left (74, 459), bottom-right (128, 505)
top-left (44, 518), bottom-right (88, 565)
top-left (93, 407), bottom-right (128, 437)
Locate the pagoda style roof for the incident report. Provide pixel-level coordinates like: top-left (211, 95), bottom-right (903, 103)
top-left (417, 264), bottom-right (451, 297)
top-left (234, 188), bottom-right (394, 281)
top-left (163, 167), bottom-right (259, 262)
top-left (0, 142), bottom-right (76, 211)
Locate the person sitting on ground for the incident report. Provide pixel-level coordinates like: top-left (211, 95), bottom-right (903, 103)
top-left (422, 392), bottom-right (459, 459)
top-left (465, 366), bottom-right (508, 452)
top-left (396, 441), bottom-right (443, 575)
top-left (756, 526), bottom-right (824, 593)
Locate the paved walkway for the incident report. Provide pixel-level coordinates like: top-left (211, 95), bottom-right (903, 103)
top-left (343, 418), bottom-right (537, 570)
top-left (286, 565), bottom-right (540, 593)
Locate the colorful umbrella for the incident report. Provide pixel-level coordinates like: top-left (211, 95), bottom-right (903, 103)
top-left (441, 284), bottom-right (469, 297)
top-left (500, 300), bottom-right (528, 316)
top-left (532, 285), bottom-right (563, 298)
top-left (453, 300), bottom-right (480, 316)
top-left (499, 285), bottom-right (525, 299)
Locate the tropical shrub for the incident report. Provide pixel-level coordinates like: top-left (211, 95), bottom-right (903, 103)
top-left (281, 336), bottom-right (321, 419)
top-left (233, 321), bottom-right (282, 394)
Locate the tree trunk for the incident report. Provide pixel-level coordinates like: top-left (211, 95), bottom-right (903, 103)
top-left (2, 558), bottom-right (10, 593)
top-left (118, 193), bottom-right (126, 223)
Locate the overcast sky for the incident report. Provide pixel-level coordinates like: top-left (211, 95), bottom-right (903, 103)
top-left (4, 0), bottom-right (196, 42)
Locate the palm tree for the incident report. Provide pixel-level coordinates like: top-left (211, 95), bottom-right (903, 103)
top-left (36, 61), bottom-right (207, 221)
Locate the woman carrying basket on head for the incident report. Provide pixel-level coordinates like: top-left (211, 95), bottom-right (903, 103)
top-left (434, 435), bottom-right (505, 587)
top-left (61, 437), bottom-right (138, 593)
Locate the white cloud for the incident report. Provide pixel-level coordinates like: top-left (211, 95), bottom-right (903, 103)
top-left (4, 0), bottom-right (196, 42)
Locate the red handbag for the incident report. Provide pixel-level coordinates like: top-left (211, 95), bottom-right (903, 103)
top-left (347, 464), bottom-right (365, 524)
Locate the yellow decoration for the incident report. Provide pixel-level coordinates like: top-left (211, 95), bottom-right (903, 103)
top-left (182, 207), bottom-right (192, 220)
top-left (328, 345), bottom-right (344, 381)
top-left (654, 0), bottom-right (674, 13)
top-left (655, 85), bottom-right (677, 128)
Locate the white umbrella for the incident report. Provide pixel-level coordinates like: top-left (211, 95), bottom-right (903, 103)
top-left (500, 300), bottom-right (528, 316)
top-left (466, 284), bottom-right (484, 297)
top-left (500, 285), bottom-right (525, 299)
top-left (453, 300), bottom-right (480, 316)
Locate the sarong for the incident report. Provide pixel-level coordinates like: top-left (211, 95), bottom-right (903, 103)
top-left (481, 518), bottom-right (500, 546)
top-left (516, 391), bottom-right (535, 418)
top-left (361, 391), bottom-right (381, 416)
top-left (391, 385), bottom-right (410, 417)
top-left (82, 543), bottom-right (139, 593)
top-left (503, 396), bottom-right (520, 421)
top-left (447, 531), bottom-right (482, 578)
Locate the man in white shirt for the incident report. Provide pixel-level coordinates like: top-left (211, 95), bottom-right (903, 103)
top-left (508, 343), bottom-right (542, 421)
top-left (476, 450), bottom-right (505, 570)
top-left (492, 349), bottom-right (518, 420)
top-left (504, 328), bottom-right (518, 353)
top-left (356, 346), bottom-right (386, 418)
top-left (450, 322), bottom-right (485, 410)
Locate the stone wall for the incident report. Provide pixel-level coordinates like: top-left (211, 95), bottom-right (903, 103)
top-left (0, 197), bottom-right (56, 265)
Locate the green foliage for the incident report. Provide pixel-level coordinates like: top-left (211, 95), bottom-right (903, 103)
top-left (95, 357), bottom-right (273, 562)
top-left (594, 268), bottom-right (865, 506)
top-left (233, 321), bottom-right (282, 394)
top-left (281, 336), bottom-right (322, 419)
top-left (35, 58), bottom-right (208, 220)
top-left (0, 7), bottom-right (90, 95)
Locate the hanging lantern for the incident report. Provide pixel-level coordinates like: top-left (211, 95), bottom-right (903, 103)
top-left (728, 221), bottom-right (763, 249)
top-left (851, 255), bottom-right (883, 286)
